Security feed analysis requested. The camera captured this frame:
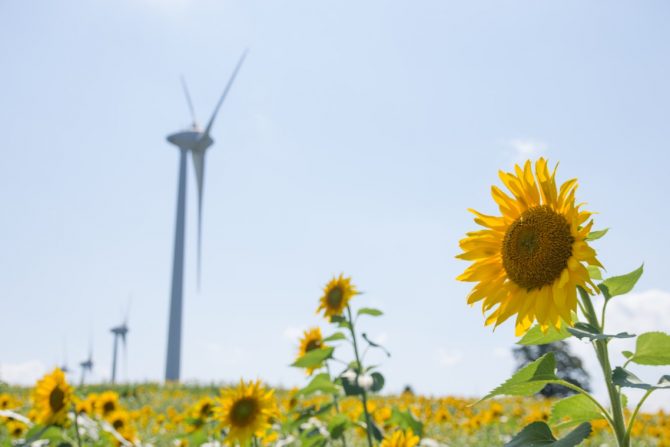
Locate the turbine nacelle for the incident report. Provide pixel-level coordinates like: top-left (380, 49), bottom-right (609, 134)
top-left (166, 130), bottom-right (214, 153)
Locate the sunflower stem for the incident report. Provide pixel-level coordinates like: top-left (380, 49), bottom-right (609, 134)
top-left (623, 388), bottom-right (653, 445)
top-left (18, 424), bottom-right (50, 446)
top-left (72, 405), bottom-right (82, 447)
top-left (346, 305), bottom-right (375, 447)
top-left (578, 287), bottom-right (628, 447)
top-left (326, 362), bottom-right (348, 447)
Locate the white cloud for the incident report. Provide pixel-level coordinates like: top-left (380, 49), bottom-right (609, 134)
top-left (505, 138), bottom-right (548, 164)
top-left (436, 348), bottom-right (463, 367)
top-left (604, 288), bottom-right (670, 334)
top-left (0, 360), bottom-right (46, 385)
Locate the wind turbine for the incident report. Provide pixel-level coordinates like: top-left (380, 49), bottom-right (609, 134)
top-left (79, 345), bottom-right (94, 386)
top-left (110, 316), bottom-right (128, 384)
top-left (164, 51), bottom-right (248, 382)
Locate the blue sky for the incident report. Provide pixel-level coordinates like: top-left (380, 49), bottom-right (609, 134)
top-left (1, 0), bottom-right (669, 410)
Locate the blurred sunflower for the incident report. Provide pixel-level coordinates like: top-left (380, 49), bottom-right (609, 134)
top-left (108, 410), bottom-right (135, 442)
top-left (317, 274), bottom-right (358, 318)
top-left (76, 393), bottom-right (98, 415)
top-left (32, 368), bottom-right (73, 425)
top-left (380, 429), bottom-right (420, 447)
top-left (0, 393), bottom-right (18, 410)
top-left (6, 419), bottom-right (28, 438)
top-left (457, 158), bottom-right (601, 335)
top-left (216, 379), bottom-right (277, 445)
top-left (296, 327), bottom-right (325, 374)
top-left (96, 391), bottom-right (121, 420)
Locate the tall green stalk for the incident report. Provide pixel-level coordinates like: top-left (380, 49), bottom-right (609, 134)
top-left (579, 288), bottom-right (628, 447)
top-left (345, 305), bottom-right (374, 447)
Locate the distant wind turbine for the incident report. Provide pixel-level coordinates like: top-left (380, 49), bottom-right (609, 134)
top-left (79, 344), bottom-right (94, 386)
top-left (164, 51), bottom-right (248, 382)
top-left (110, 314), bottom-right (129, 384)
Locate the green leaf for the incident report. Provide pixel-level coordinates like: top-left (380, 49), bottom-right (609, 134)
top-left (357, 307), bottom-right (383, 317)
top-left (567, 322), bottom-right (635, 342)
top-left (586, 228), bottom-right (609, 241)
top-left (369, 372), bottom-right (385, 393)
top-left (389, 408), bottom-right (424, 436)
top-left (518, 325), bottom-right (572, 346)
top-left (327, 414), bottom-right (351, 439)
top-left (297, 373), bottom-right (340, 397)
top-left (586, 265), bottom-right (602, 281)
top-left (323, 332), bottom-right (347, 343)
top-left (505, 422), bottom-right (592, 447)
top-left (599, 265), bottom-right (644, 301)
top-left (612, 367), bottom-right (670, 390)
top-left (291, 347), bottom-right (334, 368)
top-left (479, 353), bottom-right (559, 403)
top-left (625, 332), bottom-right (670, 366)
top-left (549, 394), bottom-right (605, 429)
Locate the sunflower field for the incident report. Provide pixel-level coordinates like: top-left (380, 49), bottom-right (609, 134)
top-left (3, 158), bottom-right (670, 446)
top-left (1, 381), bottom-right (670, 446)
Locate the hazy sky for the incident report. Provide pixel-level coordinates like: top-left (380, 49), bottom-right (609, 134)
top-left (2, 0), bottom-right (669, 410)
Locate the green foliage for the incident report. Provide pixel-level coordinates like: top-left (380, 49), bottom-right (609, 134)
top-left (322, 332), bottom-right (347, 342)
top-left (327, 414), bottom-right (350, 439)
top-left (518, 325), bottom-right (572, 346)
top-left (586, 265), bottom-right (602, 281)
top-left (512, 342), bottom-right (591, 398)
top-left (612, 367), bottom-right (670, 391)
top-left (389, 407), bottom-right (424, 436)
top-left (369, 372), bottom-right (385, 393)
top-left (586, 228), bottom-right (609, 241)
top-left (479, 353), bottom-right (559, 403)
top-left (505, 422), bottom-right (592, 447)
top-left (297, 373), bottom-right (339, 397)
top-left (567, 322), bottom-right (634, 342)
top-left (598, 265), bottom-right (644, 301)
top-left (291, 347), bottom-right (334, 369)
top-left (357, 307), bottom-right (383, 317)
top-left (623, 332), bottom-right (670, 366)
top-left (549, 394), bottom-right (605, 429)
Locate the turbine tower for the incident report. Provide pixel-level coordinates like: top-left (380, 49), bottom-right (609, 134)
top-left (110, 318), bottom-right (128, 384)
top-left (164, 51), bottom-right (248, 382)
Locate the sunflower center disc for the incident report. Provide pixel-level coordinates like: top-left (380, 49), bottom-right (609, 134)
top-left (305, 339), bottom-right (322, 352)
top-left (502, 205), bottom-right (574, 290)
top-left (327, 286), bottom-right (343, 309)
top-left (49, 387), bottom-right (65, 413)
top-left (103, 401), bottom-right (116, 415)
top-left (231, 397), bottom-right (259, 427)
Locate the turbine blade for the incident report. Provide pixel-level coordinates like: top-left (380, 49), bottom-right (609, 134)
top-left (191, 149), bottom-right (206, 289)
top-left (203, 50), bottom-right (248, 137)
top-left (181, 75), bottom-right (198, 127)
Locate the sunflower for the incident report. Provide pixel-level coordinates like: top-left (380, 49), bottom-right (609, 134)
top-left (6, 420), bottom-right (28, 438)
top-left (76, 393), bottom-right (98, 415)
top-left (380, 429), bottom-right (420, 447)
top-left (108, 410), bottom-right (135, 443)
top-left (32, 368), bottom-right (73, 425)
top-left (296, 327), bottom-right (326, 374)
top-left (457, 158), bottom-right (602, 335)
top-left (316, 274), bottom-right (358, 318)
top-left (216, 379), bottom-right (277, 445)
top-left (96, 391), bottom-right (121, 420)
top-left (186, 397), bottom-right (214, 433)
